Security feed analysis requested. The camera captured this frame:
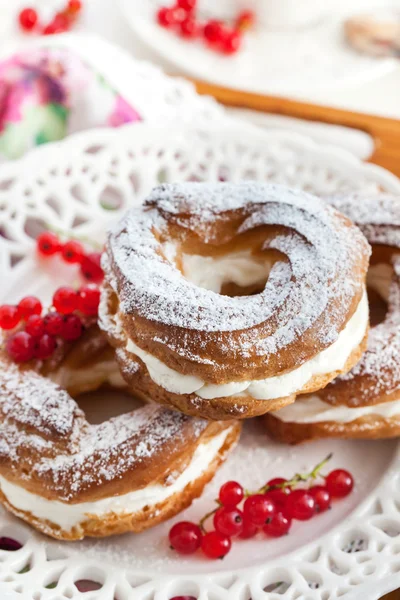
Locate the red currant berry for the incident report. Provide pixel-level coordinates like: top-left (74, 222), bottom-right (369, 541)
top-left (18, 296), bottom-right (42, 320)
top-left (37, 232), bottom-right (61, 256)
top-left (67, 0), bottom-right (82, 14)
top-left (203, 20), bottom-right (224, 44)
top-left (236, 9), bottom-right (255, 31)
top-left (221, 29), bottom-right (242, 54)
top-left (18, 7), bottom-right (38, 31)
top-left (219, 481), bottom-right (244, 507)
top-left (177, 0), bottom-right (196, 11)
top-left (6, 332), bottom-right (35, 363)
top-left (309, 485), bottom-right (331, 512)
top-left (214, 507), bottom-right (243, 537)
top-left (0, 305), bottom-right (20, 330)
top-left (78, 284), bottom-right (100, 316)
top-left (80, 252), bottom-right (103, 283)
top-left (169, 521), bottom-right (202, 555)
top-left (25, 315), bottom-right (45, 338)
top-left (326, 469), bottom-right (354, 498)
top-left (43, 22), bottom-right (57, 35)
top-left (263, 512), bottom-right (291, 537)
top-left (157, 7), bottom-right (174, 27)
top-left (53, 287), bottom-right (78, 315)
top-left (239, 514), bottom-right (258, 539)
top-left (43, 13), bottom-right (69, 35)
top-left (61, 314), bottom-right (83, 342)
top-left (244, 494), bottom-right (276, 526)
top-left (267, 477), bottom-right (287, 489)
top-left (44, 312), bottom-right (64, 336)
top-left (55, 11), bottom-right (70, 29)
top-left (201, 531), bottom-right (231, 559)
top-left (34, 334), bottom-right (56, 360)
top-left (61, 241), bottom-right (85, 264)
top-left (285, 490), bottom-right (315, 521)
top-left (157, 6), bottom-right (184, 27)
top-left (265, 477), bottom-right (290, 507)
top-left (179, 17), bottom-right (198, 38)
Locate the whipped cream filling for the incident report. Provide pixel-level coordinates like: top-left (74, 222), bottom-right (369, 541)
top-left (270, 264), bottom-right (395, 424)
top-left (181, 250), bottom-right (271, 293)
top-left (271, 394), bottom-right (400, 424)
top-left (0, 428), bottom-right (231, 532)
top-left (126, 290), bottom-right (368, 401)
top-left (50, 358), bottom-right (126, 391)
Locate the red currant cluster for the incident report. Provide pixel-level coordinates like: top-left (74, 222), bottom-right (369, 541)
top-left (18, 0), bottom-right (82, 35)
top-left (36, 232), bottom-right (103, 284)
top-left (156, 0), bottom-right (255, 54)
top-left (0, 284), bottom-right (100, 363)
top-left (169, 455), bottom-right (354, 559)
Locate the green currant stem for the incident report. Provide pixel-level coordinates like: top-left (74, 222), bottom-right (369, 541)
top-left (45, 224), bottom-right (103, 251)
top-left (245, 453), bottom-right (333, 497)
top-left (199, 501), bottom-right (222, 533)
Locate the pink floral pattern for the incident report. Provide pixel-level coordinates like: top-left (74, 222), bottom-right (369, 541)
top-left (0, 48), bottom-right (141, 159)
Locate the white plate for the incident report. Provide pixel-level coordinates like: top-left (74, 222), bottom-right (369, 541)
top-left (1, 123), bottom-right (400, 600)
top-left (118, 0), bottom-right (398, 95)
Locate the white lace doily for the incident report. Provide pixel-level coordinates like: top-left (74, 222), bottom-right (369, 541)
top-left (119, 0), bottom-right (398, 94)
top-left (1, 123), bottom-right (400, 600)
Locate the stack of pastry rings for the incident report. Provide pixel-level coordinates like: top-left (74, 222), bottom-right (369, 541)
top-left (265, 193), bottom-right (400, 442)
top-left (100, 182), bottom-right (370, 421)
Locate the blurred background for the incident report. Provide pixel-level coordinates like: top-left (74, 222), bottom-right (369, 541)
top-left (1, 0), bottom-right (400, 168)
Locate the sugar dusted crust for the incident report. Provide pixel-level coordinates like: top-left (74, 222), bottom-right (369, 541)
top-left (0, 423), bottom-right (240, 540)
top-left (316, 195), bottom-right (400, 408)
top-left (264, 412), bottom-right (400, 444)
top-left (345, 13), bottom-right (400, 58)
top-left (0, 327), bottom-right (239, 539)
top-left (264, 194), bottom-right (400, 443)
top-left (100, 182), bottom-right (370, 420)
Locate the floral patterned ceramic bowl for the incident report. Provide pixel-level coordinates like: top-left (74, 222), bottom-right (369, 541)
top-left (0, 47), bottom-right (140, 159)
top-left (0, 33), bottom-right (222, 159)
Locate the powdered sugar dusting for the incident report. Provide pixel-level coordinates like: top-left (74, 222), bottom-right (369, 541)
top-left (328, 193), bottom-right (400, 249)
top-left (323, 256), bottom-right (400, 405)
top-left (0, 359), bottom-right (80, 439)
top-left (318, 194), bottom-right (400, 405)
top-left (104, 182), bottom-right (369, 369)
top-left (0, 356), bottom-right (209, 501)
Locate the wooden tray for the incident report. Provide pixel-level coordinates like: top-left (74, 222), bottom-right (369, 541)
top-left (193, 80), bottom-right (400, 178)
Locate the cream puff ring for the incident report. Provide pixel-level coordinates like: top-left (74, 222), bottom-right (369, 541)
top-left (100, 182), bottom-right (370, 420)
top-left (266, 194), bottom-right (400, 443)
top-left (0, 325), bottom-right (240, 540)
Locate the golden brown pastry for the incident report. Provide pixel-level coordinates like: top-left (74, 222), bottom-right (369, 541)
top-left (345, 12), bottom-right (400, 58)
top-left (0, 326), bottom-right (240, 540)
top-left (265, 194), bottom-right (400, 443)
top-left (100, 182), bottom-right (370, 420)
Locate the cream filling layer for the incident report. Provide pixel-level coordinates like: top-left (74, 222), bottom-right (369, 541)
top-left (0, 429), bottom-right (231, 532)
top-left (181, 250), bottom-right (271, 293)
top-left (50, 359), bottom-right (126, 391)
top-left (126, 290), bottom-right (369, 401)
top-left (271, 394), bottom-right (400, 424)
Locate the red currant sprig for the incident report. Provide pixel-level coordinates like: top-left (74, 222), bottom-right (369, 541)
top-left (0, 284), bottom-right (100, 364)
top-left (156, 0), bottom-right (255, 55)
top-left (36, 231), bottom-right (104, 284)
top-left (18, 0), bottom-right (82, 35)
top-left (169, 454), bottom-right (354, 560)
